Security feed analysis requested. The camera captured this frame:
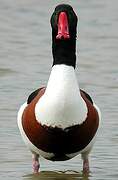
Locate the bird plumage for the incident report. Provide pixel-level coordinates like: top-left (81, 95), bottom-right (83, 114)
top-left (17, 4), bottom-right (101, 174)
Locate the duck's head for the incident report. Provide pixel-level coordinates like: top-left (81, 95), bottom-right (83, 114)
top-left (50, 4), bottom-right (78, 68)
top-left (51, 4), bottom-right (78, 40)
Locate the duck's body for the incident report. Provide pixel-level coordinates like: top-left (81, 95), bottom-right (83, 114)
top-left (17, 4), bottom-right (101, 173)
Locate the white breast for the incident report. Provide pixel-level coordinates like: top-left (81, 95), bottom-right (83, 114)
top-left (35, 65), bottom-right (87, 129)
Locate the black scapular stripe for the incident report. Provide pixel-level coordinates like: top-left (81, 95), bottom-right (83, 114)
top-left (27, 87), bottom-right (44, 104)
top-left (80, 89), bottom-right (93, 104)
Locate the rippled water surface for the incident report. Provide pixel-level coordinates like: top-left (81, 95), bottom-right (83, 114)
top-left (0, 0), bottom-right (118, 179)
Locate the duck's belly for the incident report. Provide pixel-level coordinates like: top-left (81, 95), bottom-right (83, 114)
top-left (18, 103), bottom-right (97, 161)
top-left (18, 115), bottom-right (97, 161)
top-left (18, 88), bottom-right (99, 161)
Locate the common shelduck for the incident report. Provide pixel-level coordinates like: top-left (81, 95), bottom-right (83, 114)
top-left (17, 4), bottom-right (101, 174)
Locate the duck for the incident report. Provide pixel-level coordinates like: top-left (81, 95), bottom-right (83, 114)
top-left (17, 4), bottom-right (101, 174)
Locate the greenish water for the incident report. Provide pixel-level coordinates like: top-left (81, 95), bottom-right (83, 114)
top-left (24, 171), bottom-right (90, 180)
top-left (0, 0), bottom-right (118, 179)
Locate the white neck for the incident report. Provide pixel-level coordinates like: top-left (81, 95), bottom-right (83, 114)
top-left (45, 65), bottom-right (81, 97)
top-left (35, 65), bottom-right (87, 129)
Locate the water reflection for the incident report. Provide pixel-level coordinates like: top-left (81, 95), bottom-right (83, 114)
top-left (24, 171), bottom-right (90, 180)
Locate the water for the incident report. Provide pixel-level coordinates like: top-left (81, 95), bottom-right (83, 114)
top-left (0, 0), bottom-right (118, 179)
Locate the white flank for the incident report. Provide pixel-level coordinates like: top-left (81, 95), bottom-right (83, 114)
top-left (35, 65), bottom-right (88, 129)
top-left (17, 102), bottom-right (54, 159)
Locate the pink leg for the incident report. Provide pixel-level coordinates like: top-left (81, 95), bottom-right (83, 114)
top-left (83, 158), bottom-right (89, 174)
top-left (32, 154), bottom-right (40, 173)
